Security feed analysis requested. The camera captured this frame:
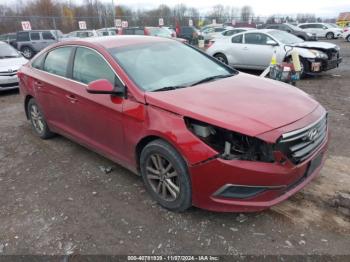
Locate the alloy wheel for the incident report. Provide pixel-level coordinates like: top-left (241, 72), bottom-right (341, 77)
top-left (145, 153), bottom-right (180, 201)
top-left (30, 104), bottom-right (45, 134)
top-left (22, 48), bottom-right (32, 58)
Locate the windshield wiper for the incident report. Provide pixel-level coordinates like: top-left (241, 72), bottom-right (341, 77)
top-left (152, 85), bottom-right (187, 92)
top-left (190, 74), bottom-right (234, 87)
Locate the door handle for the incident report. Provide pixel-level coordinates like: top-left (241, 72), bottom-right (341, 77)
top-left (65, 94), bottom-right (78, 103)
top-left (34, 80), bottom-right (43, 88)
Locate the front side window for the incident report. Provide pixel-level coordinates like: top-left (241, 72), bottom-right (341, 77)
top-left (73, 47), bottom-right (115, 85)
top-left (30, 32), bottom-right (40, 40)
top-left (244, 33), bottom-right (274, 45)
top-left (110, 41), bottom-right (234, 91)
top-left (43, 47), bottom-right (73, 77)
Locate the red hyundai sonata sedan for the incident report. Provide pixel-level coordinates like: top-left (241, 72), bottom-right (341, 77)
top-left (18, 36), bottom-right (328, 212)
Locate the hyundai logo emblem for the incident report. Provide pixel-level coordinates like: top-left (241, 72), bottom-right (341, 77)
top-left (307, 128), bottom-right (318, 141)
top-left (8, 69), bottom-right (13, 73)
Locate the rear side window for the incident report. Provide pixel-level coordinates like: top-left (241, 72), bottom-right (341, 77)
top-left (42, 31), bottom-right (55, 40)
top-left (32, 54), bottom-right (46, 69)
top-left (30, 32), bottom-right (40, 40)
top-left (17, 32), bottom-right (30, 42)
top-left (43, 47), bottom-right (73, 77)
top-left (231, 34), bottom-right (243, 43)
top-left (72, 47), bottom-right (115, 85)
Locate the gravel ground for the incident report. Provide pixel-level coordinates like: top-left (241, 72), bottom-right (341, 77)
top-left (0, 39), bottom-right (349, 256)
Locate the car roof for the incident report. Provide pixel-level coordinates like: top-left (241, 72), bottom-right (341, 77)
top-left (58, 35), bottom-right (173, 49)
top-left (17, 30), bottom-right (53, 33)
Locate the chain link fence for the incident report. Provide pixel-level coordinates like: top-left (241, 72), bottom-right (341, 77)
top-left (0, 15), bottom-right (318, 35)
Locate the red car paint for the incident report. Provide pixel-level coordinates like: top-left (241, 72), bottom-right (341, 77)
top-left (18, 36), bottom-right (328, 212)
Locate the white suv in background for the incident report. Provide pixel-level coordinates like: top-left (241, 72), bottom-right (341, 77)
top-left (343, 29), bottom-right (350, 42)
top-left (298, 23), bottom-right (343, 39)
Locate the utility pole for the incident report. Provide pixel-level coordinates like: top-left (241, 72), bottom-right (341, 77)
top-left (112, 0), bottom-right (115, 26)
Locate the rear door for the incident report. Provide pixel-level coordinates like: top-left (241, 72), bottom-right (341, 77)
top-left (29, 32), bottom-right (41, 52)
top-left (225, 34), bottom-right (247, 67)
top-left (63, 46), bottom-right (126, 162)
top-left (32, 46), bottom-right (75, 131)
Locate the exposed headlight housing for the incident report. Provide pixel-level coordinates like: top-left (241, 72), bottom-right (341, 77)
top-left (185, 118), bottom-right (275, 163)
top-left (309, 49), bottom-right (328, 59)
top-left (307, 33), bottom-right (313, 37)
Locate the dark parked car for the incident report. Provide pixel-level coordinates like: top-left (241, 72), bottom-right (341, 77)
top-left (178, 26), bottom-right (200, 44)
top-left (16, 30), bottom-right (63, 59)
top-left (0, 33), bottom-right (17, 48)
top-left (19, 36), bottom-right (328, 212)
top-left (264, 23), bottom-right (317, 41)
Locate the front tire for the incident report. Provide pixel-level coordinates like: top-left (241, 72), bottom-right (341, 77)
top-left (347, 35), bottom-right (350, 42)
top-left (27, 98), bottom-right (55, 139)
top-left (140, 139), bottom-right (191, 212)
top-left (214, 53), bottom-right (228, 64)
top-left (326, 32), bottom-right (334, 39)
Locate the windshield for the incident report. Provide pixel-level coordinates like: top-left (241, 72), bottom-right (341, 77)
top-left (285, 23), bottom-right (301, 31)
top-left (269, 30), bottom-right (304, 44)
top-left (109, 41), bottom-right (235, 91)
top-left (0, 43), bottom-right (21, 58)
top-left (327, 23), bottom-right (339, 28)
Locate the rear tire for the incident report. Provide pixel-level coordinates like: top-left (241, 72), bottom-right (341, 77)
top-left (140, 139), bottom-right (191, 212)
top-left (347, 35), bottom-right (350, 42)
top-left (214, 53), bottom-right (228, 65)
top-left (326, 32), bottom-right (334, 39)
top-left (27, 98), bottom-right (55, 139)
top-left (21, 46), bottom-right (34, 59)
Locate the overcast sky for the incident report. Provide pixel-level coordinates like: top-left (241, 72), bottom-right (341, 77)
top-left (99, 0), bottom-right (348, 17)
top-left (4, 0), bottom-right (348, 17)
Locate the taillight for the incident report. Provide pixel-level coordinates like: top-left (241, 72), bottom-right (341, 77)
top-left (144, 28), bottom-right (150, 35)
top-left (344, 28), bottom-right (349, 32)
top-left (206, 40), bottom-right (215, 49)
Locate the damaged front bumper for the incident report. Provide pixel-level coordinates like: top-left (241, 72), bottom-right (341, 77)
top-left (307, 56), bottom-right (342, 74)
top-left (189, 114), bottom-right (329, 212)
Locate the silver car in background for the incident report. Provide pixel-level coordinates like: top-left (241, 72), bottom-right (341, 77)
top-left (206, 29), bottom-right (342, 76)
top-left (0, 41), bottom-right (27, 91)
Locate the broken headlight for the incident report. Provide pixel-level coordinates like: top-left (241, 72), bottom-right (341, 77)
top-left (185, 118), bottom-right (275, 163)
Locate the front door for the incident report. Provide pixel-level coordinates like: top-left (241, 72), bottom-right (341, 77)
top-left (63, 47), bottom-right (126, 162)
top-left (241, 32), bottom-right (277, 69)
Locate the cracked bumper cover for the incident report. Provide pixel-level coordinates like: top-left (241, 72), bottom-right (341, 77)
top-left (189, 133), bottom-right (329, 212)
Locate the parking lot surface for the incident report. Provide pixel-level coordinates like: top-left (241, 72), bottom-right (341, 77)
top-left (0, 39), bottom-right (349, 256)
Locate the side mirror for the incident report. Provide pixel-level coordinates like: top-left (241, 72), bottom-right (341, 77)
top-left (266, 40), bottom-right (278, 46)
top-left (86, 79), bottom-right (125, 96)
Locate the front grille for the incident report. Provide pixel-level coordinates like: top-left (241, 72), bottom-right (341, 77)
top-left (325, 49), bottom-right (339, 60)
top-left (0, 70), bottom-right (17, 76)
top-left (277, 114), bottom-right (327, 164)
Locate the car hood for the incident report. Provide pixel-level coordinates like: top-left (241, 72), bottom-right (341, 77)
top-left (291, 41), bottom-right (338, 50)
top-left (145, 73), bottom-right (319, 137)
top-left (0, 56), bottom-right (27, 71)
